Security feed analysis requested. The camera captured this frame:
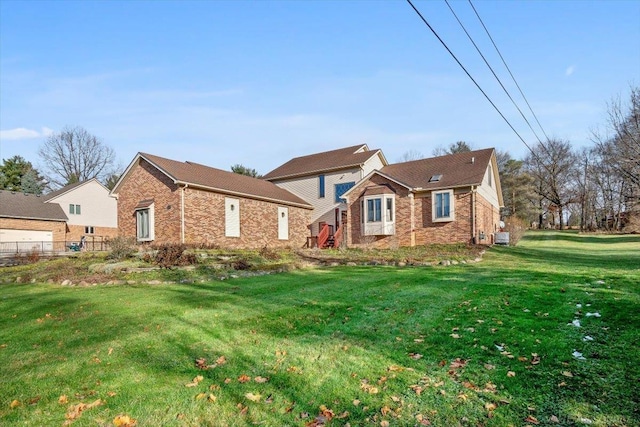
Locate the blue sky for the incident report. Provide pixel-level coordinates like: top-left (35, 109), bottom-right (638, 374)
top-left (1, 0), bottom-right (639, 175)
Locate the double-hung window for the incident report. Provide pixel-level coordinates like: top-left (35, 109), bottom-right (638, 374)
top-left (69, 204), bottom-right (81, 215)
top-left (432, 190), bottom-right (454, 222)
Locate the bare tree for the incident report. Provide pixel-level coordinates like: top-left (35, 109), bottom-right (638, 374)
top-left (524, 139), bottom-right (577, 229)
top-left (398, 149), bottom-right (424, 162)
top-left (590, 86), bottom-right (640, 231)
top-left (38, 126), bottom-right (117, 189)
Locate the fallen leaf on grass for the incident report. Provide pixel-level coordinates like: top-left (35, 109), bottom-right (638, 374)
top-left (238, 374), bottom-right (251, 383)
top-left (254, 376), bottom-right (268, 383)
top-left (185, 375), bottom-right (204, 387)
top-left (562, 371), bottom-right (574, 377)
top-left (524, 415), bottom-right (540, 424)
top-left (450, 333), bottom-right (461, 339)
top-left (507, 371), bottom-right (516, 377)
top-left (353, 399), bottom-right (360, 406)
top-left (360, 381), bottom-right (379, 394)
top-left (59, 395), bottom-right (69, 404)
top-left (113, 414), bottom-right (137, 427)
top-left (245, 392), bottom-right (262, 402)
top-left (10, 399), bottom-right (20, 409)
top-left (484, 363), bottom-right (495, 370)
top-left (207, 394), bottom-right (217, 402)
top-left (381, 421), bottom-right (390, 427)
top-left (485, 403), bottom-right (497, 411)
top-left (195, 393), bottom-right (207, 400)
top-left (550, 415), bottom-right (560, 423)
top-left (450, 358), bottom-right (468, 369)
top-left (409, 353), bottom-right (423, 360)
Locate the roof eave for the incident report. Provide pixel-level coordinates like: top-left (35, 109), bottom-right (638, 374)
top-left (175, 181), bottom-right (313, 210)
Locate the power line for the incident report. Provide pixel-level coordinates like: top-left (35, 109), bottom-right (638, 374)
top-left (468, 0), bottom-right (552, 143)
top-left (405, 0), bottom-right (537, 156)
top-left (444, 0), bottom-right (546, 146)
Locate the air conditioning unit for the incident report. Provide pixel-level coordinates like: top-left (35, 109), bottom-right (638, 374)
top-left (495, 232), bottom-right (509, 245)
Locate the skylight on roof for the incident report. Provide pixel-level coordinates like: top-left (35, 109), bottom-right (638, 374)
top-left (429, 174), bottom-right (442, 182)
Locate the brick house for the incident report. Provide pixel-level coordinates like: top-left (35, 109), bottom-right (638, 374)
top-left (339, 148), bottom-right (503, 247)
top-left (0, 178), bottom-right (118, 252)
top-left (263, 144), bottom-right (387, 247)
top-left (111, 153), bottom-right (313, 248)
top-left (0, 190), bottom-right (68, 252)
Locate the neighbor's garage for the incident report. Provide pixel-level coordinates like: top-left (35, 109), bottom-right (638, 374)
top-left (0, 229), bottom-right (54, 252)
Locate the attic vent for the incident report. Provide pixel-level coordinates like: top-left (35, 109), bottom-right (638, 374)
top-left (429, 174), bottom-right (442, 183)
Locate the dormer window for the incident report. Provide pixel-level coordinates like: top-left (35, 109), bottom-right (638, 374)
top-left (429, 174), bottom-right (442, 183)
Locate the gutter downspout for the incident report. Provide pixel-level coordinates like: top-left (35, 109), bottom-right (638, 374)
top-left (471, 186), bottom-right (477, 244)
top-left (181, 184), bottom-right (188, 244)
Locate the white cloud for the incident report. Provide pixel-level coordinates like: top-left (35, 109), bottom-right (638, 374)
top-left (565, 65), bottom-right (576, 77)
top-left (0, 127), bottom-right (53, 141)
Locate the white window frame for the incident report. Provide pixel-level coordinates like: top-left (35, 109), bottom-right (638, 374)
top-left (84, 226), bottom-right (95, 234)
top-left (361, 195), bottom-right (395, 235)
top-left (135, 203), bottom-right (155, 242)
top-left (432, 189), bottom-right (454, 222)
top-left (225, 197), bottom-right (240, 237)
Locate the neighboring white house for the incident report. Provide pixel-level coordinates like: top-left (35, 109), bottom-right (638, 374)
top-left (43, 178), bottom-right (118, 242)
top-left (263, 144), bottom-right (388, 245)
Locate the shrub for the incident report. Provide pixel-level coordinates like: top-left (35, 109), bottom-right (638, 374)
top-left (503, 216), bottom-right (528, 246)
top-left (259, 246), bottom-right (281, 261)
top-left (152, 244), bottom-right (198, 268)
top-left (233, 259), bottom-right (251, 270)
top-left (107, 236), bottom-right (137, 260)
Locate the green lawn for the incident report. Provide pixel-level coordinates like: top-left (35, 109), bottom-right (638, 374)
top-left (1, 231), bottom-right (638, 426)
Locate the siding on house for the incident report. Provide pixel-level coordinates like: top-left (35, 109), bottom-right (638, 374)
top-left (265, 145), bottom-right (387, 235)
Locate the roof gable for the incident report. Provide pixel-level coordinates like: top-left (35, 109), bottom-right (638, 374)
top-left (263, 144), bottom-right (387, 181)
top-left (380, 148), bottom-right (496, 191)
top-left (0, 190), bottom-right (68, 222)
top-left (114, 153), bottom-right (313, 209)
top-left (43, 178), bottom-right (108, 202)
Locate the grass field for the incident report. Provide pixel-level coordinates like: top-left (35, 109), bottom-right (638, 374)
top-left (1, 231), bottom-right (638, 426)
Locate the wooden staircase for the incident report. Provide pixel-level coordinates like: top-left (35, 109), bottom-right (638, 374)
top-left (316, 223), bottom-right (344, 249)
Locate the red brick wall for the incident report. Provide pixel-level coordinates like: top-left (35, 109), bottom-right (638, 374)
top-left (66, 224), bottom-right (119, 243)
top-left (0, 218), bottom-right (67, 242)
top-left (415, 190), bottom-right (473, 245)
top-left (474, 192), bottom-right (500, 244)
top-left (117, 159), bottom-right (182, 243)
top-left (184, 188), bottom-right (310, 249)
top-left (346, 175), bottom-right (499, 248)
top-left (117, 159), bottom-right (311, 248)
top-left (345, 175), bottom-right (414, 249)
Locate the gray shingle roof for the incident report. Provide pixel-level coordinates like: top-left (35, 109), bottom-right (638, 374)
top-left (380, 148), bottom-right (495, 190)
top-left (263, 144), bottom-right (384, 180)
top-left (0, 190), bottom-right (68, 221)
top-left (138, 153), bottom-right (313, 209)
